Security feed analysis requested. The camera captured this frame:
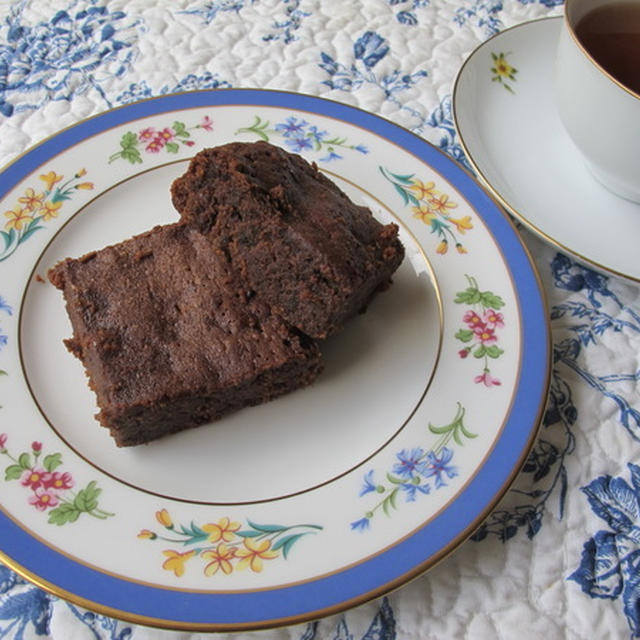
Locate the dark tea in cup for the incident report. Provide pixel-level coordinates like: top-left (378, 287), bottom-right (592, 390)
top-left (574, 1), bottom-right (640, 95)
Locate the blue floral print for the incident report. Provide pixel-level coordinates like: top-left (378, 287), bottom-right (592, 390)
top-left (569, 464), bottom-right (640, 638)
top-left (0, 0), bottom-right (140, 116)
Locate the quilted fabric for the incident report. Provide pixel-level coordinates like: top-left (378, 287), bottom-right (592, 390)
top-left (1, 1), bottom-right (639, 639)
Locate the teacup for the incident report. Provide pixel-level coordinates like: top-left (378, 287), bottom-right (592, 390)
top-left (555, 0), bottom-right (640, 203)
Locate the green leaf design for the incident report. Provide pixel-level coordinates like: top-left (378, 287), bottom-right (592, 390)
top-left (473, 345), bottom-right (487, 358)
top-left (455, 329), bottom-right (474, 343)
top-left (43, 453), bottom-right (62, 472)
top-left (479, 292), bottom-right (505, 309)
top-left (165, 142), bottom-right (179, 154)
top-left (393, 173), bottom-right (415, 184)
top-left (235, 529), bottom-right (263, 538)
top-left (1, 230), bottom-right (13, 250)
top-left (0, 370), bottom-right (7, 376)
top-left (120, 131), bottom-right (138, 150)
top-left (172, 121), bottom-right (189, 137)
top-left (236, 116), bottom-right (271, 142)
top-left (245, 520), bottom-right (286, 534)
top-left (18, 224), bottom-right (43, 244)
top-left (4, 464), bottom-right (23, 481)
top-left (382, 489), bottom-right (398, 516)
top-left (485, 345), bottom-right (504, 359)
top-left (455, 288), bottom-right (482, 305)
top-left (121, 148), bottom-right (143, 164)
top-left (74, 481), bottom-right (100, 513)
top-left (18, 452), bottom-right (31, 470)
top-left (272, 533), bottom-right (304, 559)
top-left (48, 503), bottom-right (81, 526)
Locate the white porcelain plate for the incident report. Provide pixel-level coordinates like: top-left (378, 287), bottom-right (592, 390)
top-left (453, 16), bottom-right (640, 283)
top-left (0, 89), bottom-right (549, 631)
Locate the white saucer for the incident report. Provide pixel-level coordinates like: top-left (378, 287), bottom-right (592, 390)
top-left (453, 17), bottom-right (640, 283)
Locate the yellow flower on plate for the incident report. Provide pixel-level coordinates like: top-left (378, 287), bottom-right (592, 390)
top-left (76, 168), bottom-right (87, 178)
top-left (202, 543), bottom-right (236, 576)
top-left (202, 517), bottom-right (241, 543)
top-left (492, 53), bottom-right (515, 80)
top-left (428, 193), bottom-right (457, 215)
top-left (76, 182), bottom-right (94, 190)
top-left (436, 240), bottom-right (448, 255)
top-left (235, 538), bottom-right (279, 573)
top-left (137, 529), bottom-right (156, 540)
top-left (4, 207), bottom-right (33, 231)
top-left (39, 171), bottom-right (63, 192)
top-left (409, 179), bottom-right (436, 201)
top-left (411, 204), bottom-right (436, 225)
top-left (449, 215), bottom-right (473, 234)
top-left (39, 200), bottom-right (62, 221)
top-left (18, 188), bottom-right (45, 212)
top-left (161, 549), bottom-right (195, 577)
top-left (155, 508), bottom-right (173, 528)
top-left (456, 243), bottom-right (468, 255)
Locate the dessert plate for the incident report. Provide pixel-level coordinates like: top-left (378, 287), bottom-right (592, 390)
top-left (0, 89), bottom-right (549, 631)
top-left (453, 16), bottom-right (640, 283)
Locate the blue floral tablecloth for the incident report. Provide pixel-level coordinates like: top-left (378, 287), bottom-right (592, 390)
top-left (1, 1), bottom-right (639, 638)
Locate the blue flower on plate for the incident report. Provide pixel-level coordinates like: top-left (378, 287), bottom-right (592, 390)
top-left (423, 447), bottom-right (458, 488)
top-left (400, 481), bottom-right (431, 502)
top-left (0, 297), bottom-right (12, 316)
top-left (350, 517), bottom-right (371, 532)
top-left (392, 448), bottom-right (427, 478)
top-left (285, 135), bottom-right (313, 153)
top-left (569, 463), bottom-right (640, 637)
top-left (274, 116), bottom-right (308, 137)
top-left (359, 470), bottom-right (378, 497)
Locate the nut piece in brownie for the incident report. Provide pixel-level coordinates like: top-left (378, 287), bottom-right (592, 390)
top-left (48, 223), bottom-right (322, 447)
top-left (171, 141), bottom-right (405, 339)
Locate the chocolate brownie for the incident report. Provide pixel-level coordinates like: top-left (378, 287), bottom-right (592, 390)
top-left (48, 223), bottom-right (322, 447)
top-left (171, 141), bottom-right (405, 339)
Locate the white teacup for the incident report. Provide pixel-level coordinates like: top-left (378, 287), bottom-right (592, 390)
top-left (555, 0), bottom-right (640, 203)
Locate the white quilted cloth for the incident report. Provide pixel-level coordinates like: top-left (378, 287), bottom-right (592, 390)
top-left (2, 1), bottom-right (640, 639)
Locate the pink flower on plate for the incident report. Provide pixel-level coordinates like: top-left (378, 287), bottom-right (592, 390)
top-left (483, 309), bottom-right (504, 329)
top-left (473, 325), bottom-right (498, 344)
top-left (29, 490), bottom-right (59, 511)
top-left (31, 441), bottom-right (42, 453)
top-left (145, 139), bottom-right (164, 153)
top-left (200, 115), bottom-right (213, 131)
top-left (156, 127), bottom-right (175, 142)
top-left (0, 433), bottom-right (7, 450)
top-left (474, 370), bottom-right (502, 387)
top-left (138, 127), bottom-right (156, 141)
top-left (463, 310), bottom-right (483, 329)
top-left (21, 467), bottom-right (47, 490)
top-left (458, 349), bottom-right (469, 359)
top-left (43, 471), bottom-right (74, 491)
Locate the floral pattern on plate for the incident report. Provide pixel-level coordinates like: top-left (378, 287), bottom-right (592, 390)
top-left (455, 275), bottom-right (506, 387)
top-left (351, 404), bottom-right (476, 531)
top-left (235, 115), bottom-right (369, 160)
top-left (0, 435), bottom-right (113, 525)
top-left (108, 116), bottom-right (214, 164)
top-left (139, 510), bottom-right (322, 577)
top-left (491, 52), bottom-right (518, 93)
top-left (1, 170), bottom-right (94, 262)
top-left (380, 166), bottom-right (473, 254)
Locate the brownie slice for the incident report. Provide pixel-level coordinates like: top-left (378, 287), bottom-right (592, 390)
top-left (48, 223), bottom-right (322, 447)
top-left (171, 141), bottom-right (405, 339)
